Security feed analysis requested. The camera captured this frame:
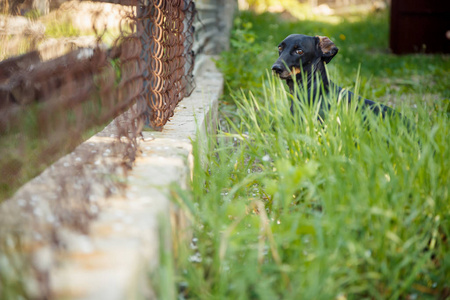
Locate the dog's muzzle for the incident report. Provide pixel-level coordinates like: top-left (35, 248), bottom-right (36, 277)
top-left (272, 63), bottom-right (298, 79)
top-left (271, 64), bottom-right (284, 75)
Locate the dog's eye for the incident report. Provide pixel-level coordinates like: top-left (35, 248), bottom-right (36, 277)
top-left (295, 49), bottom-right (304, 55)
top-left (278, 46), bottom-right (283, 52)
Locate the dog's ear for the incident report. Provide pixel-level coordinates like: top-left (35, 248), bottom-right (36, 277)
top-left (316, 36), bottom-right (339, 64)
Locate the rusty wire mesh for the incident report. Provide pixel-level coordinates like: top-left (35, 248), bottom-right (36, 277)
top-left (138, 0), bottom-right (196, 129)
top-left (1, 0), bottom-right (197, 297)
top-left (0, 0), bottom-right (197, 201)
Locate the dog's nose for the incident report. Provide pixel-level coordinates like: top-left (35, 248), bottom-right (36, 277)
top-left (271, 64), bottom-right (283, 74)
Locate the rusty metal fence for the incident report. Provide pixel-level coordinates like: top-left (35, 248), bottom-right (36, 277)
top-left (1, 0), bottom-right (198, 128)
top-left (137, 0), bottom-right (196, 129)
top-left (0, 0), bottom-right (203, 201)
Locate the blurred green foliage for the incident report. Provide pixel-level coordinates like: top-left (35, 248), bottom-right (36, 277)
top-left (216, 10), bottom-right (450, 105)
top-left (45, 19), bottom-right (81, 38)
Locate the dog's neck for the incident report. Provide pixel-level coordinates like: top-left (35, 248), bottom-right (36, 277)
top-left (285, 58), bottom-right (331, 99)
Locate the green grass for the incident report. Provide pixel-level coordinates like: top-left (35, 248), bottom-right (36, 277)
top-left (168, 9), bottom-right (450, 300)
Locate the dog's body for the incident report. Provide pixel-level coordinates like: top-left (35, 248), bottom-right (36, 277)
top-left (271, 34), bottom-right (396, 116)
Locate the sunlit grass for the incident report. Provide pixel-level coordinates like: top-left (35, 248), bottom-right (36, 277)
top-left (168, 9), bottom-right (450, 300)
top-left (172, 73), bottom-right (449, 299)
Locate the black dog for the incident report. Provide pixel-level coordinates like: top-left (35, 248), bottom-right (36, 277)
top-left (272, 34), bottom-right (396, 116)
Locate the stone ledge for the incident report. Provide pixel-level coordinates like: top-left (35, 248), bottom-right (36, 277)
top-left (0, 55), bottom-right (222, 299)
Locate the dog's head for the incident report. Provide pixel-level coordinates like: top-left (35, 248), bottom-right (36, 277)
top-left (272, 34), bottom-right (338, 79)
